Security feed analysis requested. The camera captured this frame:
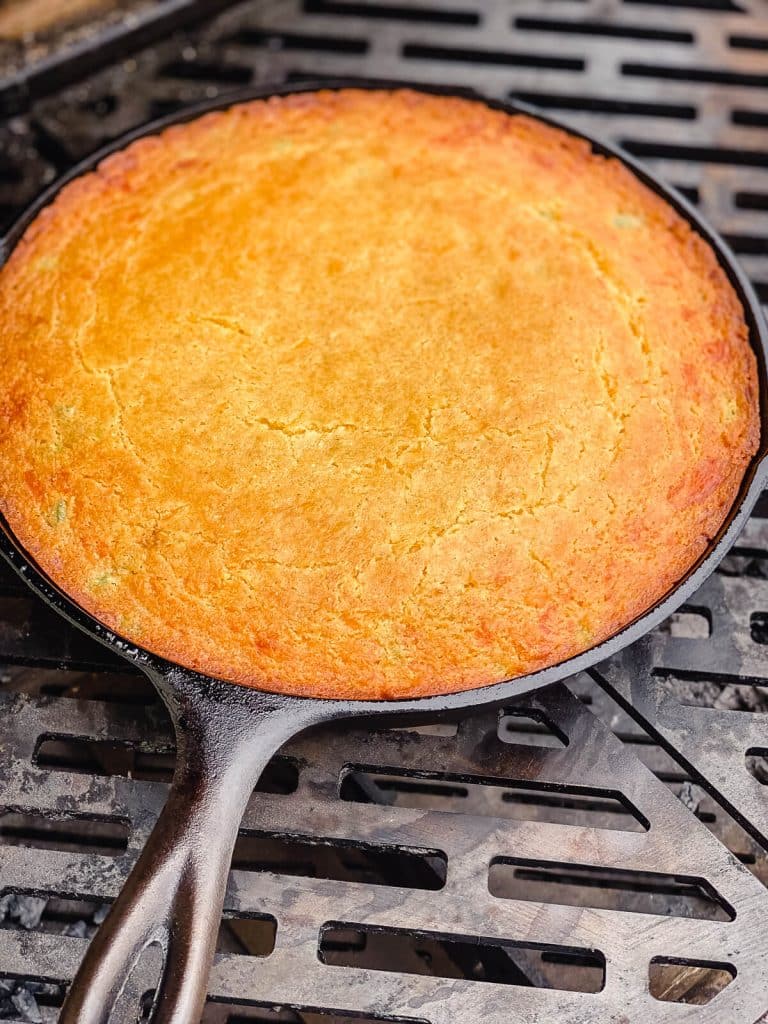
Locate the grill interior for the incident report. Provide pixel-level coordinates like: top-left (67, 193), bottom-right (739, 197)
top-left (2, 1), bottom-right (768, 1022)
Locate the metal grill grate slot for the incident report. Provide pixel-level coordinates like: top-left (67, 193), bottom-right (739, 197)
top-left (621, 62), bottom-right (768, 88)
top-left (205, 1008), bottom-right (429, 1023)
top-left (729, 32), bottom-right (768, 49)
top-left (32, 736), bottom-right (300, 792)
top-left (622, 0), bottom-right (745, 10)
top-left (340, 766), bottom-right (649, 830)
top-left (0, 892), bottom-right (107, 937)
top-left (659, 673), bottom-right (768, 712)
top-left (226, 29), bottom-right (370, 52)
top-left (497, 709), bottom-right (568, 747)
top-left (231, 833), bottom-right (448, 890)
top-left (648, 958), bottom-right (736, 1005)
top-left (488, 860), bottom-right (734, 920)
top-left (0, 977), bottom-right (67, 1020)
top-left (0, 811), bottom-right (130, 855)
top-left (400, 42), bottom-right (585, 69)
top-left (159, 60), bottom-right (254, 84)
top-left (744, 748), bottom-right (768, 784)
top-left (657, 606), bottom-right (712, 638)
top-left (318, 923), bottom-right (607, 992)
top-left (218, 915), bottom-right (277, 957)
top-left (510, 90), bottom-right (697, 118)
top-left (513, 16), bottom-right (695, 42)
top-left (303, 1), bottom-right (481, 25)
top-left (619, 139), bottom-right (768, 167)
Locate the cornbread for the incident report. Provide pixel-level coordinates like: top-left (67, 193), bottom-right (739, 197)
top-left (0, 89), bottom-right (759, 699)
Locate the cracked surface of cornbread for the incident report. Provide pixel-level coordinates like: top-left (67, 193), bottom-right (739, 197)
top-left (0, 89), bottom-right (759, 698)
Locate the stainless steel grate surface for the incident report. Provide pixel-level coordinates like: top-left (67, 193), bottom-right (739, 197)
top-left (1, 1), bottom-right (768, 1022)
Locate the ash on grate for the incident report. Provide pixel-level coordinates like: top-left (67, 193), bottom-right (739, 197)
top-left (0, 892), bottom-right (110, 938)
top-left (0, 978), bottom-right (65, 1023)
top-left (661, 676), bottom-right (768, 713)
top-left (0, 893), bottom-right (46, 930)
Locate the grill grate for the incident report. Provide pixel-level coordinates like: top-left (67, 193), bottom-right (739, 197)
top-left (2, 1), bottom-right (768, 1021)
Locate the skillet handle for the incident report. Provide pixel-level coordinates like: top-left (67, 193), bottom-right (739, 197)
top-left (59, 675), bottom-right (318, 1024)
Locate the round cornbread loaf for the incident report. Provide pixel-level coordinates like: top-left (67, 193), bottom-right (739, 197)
top-left (0, 89), bottom-right (759, 698)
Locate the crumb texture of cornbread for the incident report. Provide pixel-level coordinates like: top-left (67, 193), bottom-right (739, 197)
top-left (0, 89), bottom-right (759, 699)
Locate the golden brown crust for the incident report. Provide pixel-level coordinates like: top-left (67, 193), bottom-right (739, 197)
top-left (0, 89), bottom-right (759, 699)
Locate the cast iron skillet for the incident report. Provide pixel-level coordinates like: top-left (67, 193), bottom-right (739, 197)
top-left (1, 80), bottom-right (767, 1024)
